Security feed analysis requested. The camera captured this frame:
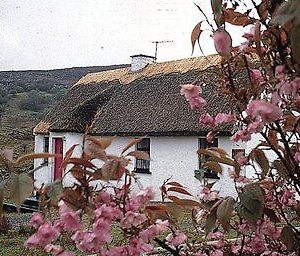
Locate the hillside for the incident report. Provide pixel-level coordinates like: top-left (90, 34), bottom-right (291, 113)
top-left (0, 64), bottom-right (129, 158)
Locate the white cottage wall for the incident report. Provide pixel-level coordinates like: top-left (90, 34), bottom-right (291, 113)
top-left (34, 134), bottom-right (242, 200)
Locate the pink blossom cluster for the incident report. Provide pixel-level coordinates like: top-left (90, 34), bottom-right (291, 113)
top-left (180, 83), bottom-right (207, 110)
top-left (199, 112), bottom-right (236, 129)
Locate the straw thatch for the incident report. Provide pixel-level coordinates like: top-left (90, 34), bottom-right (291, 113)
top-left (34, 55), bottom-right (240, 136)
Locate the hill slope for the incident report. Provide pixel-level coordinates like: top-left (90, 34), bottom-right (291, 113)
top-left (0, 64), bottom-right (129, 157)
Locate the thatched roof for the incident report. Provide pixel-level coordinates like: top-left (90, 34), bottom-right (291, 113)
top-left (34, 55), bottom-right (237, 136)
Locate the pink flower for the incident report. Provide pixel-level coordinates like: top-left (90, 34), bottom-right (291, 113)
top-left (280, 188), bottom-right (296, 207)
top-left (95, 204), bottom-right (122, 222)
top-left (29, 212), bottom-right (45, 229)
top-left (211, 250), bottom-right (223, 256)
top-left (199, 187), bottom-right (218, 201)
top-left (199, 113), bottom-right (215, 128)
top-left (207, 231), bottom-right (224, 240)
top-left (246, 100), bottom-right (282, 123)
top-left (247, 120), bottom-right (264, 133)
top-left (180, 84), bottom-right (201, 99)
top-left (295, 96), bottom-right (300, 109)
top-left (45, 244), bottom-right (63, 255)
top-left (166, 231), bottom-right (187, 246)
top-left (251, 235), bottom-right (266, 253)
top-left (215, 113), bottom-right (236, 125)
top-left (251, 69), bottom-right (264, 84)
top-left (206, 131), bottom-right (214, 144)
top-left (120, 211), bottom-right (147, 229)
top-left (25, 222), bottom-right (60, 248)
top-left (189, 96), bottom-right (207, 110)
top-left (137, 187), bottom-right (155, 204)
top-left (275, 65), bottom-right (286, 78)
top-left (213, 29), bottom-right (232, 57)
top-left (57, 203), bottom-right (82, 231)
top-left (294, 152), bottom-right (300, 163)
top-left (232, 129), bottom-right (252, 142)
top-left (237, 156), bottom-right (248, 165)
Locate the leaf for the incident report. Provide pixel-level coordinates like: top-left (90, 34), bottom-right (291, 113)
top-left (164, 202), bottom-right (185, 224)
top-left (15, 153), bottom-right (60, 163)
top-left (273, 160), bottom-right (289, 179)
top-left (168, 195), bottom-right (202, 208)
top-left (250, 149), bottom-right (269, 176)
top-left (126, 150), bottom-right (150, 160)
top-left (207, 147), bottom-right (228, 157)
top-left (62, 186), bottom-right (87, 210)
top-left (100, 159), bottom-right (125, 181)
top-left (166, 181), bottom-right (184, 187)
top-left (211, 0), bottom-right (224, 27)
top-left (204, 161), bottom-right (223, 174)
top-left (271, 1), bottom-right (298, 26)
top-left (264, 208), bottom-right (280, 223)
top-left (60, 144), bottom-right (78, 171)
top-left (268, 129), bottom-right (278, 149)
top-left (0, 181), bottom-right (5, 222)
top-left (121, 137), bottom-right (145, 155)
top-left (44, 180), bottom-right (63, 206)
top-left (223, 8), bottom-right (256, 26)
top-left (167, 186), bottom-right (192, 196)
top-left (291, 24), bottom-right (300, 64)
top-left (280, 226), bottom-right (296, 251)
top-left (5, 172), bottom-right (34, 207)
top-left (86, 136), bottom-right (115, 149)
top-left (191, 22), bottom-right (203, 55)
top-left (238, 183), bottom-right (264, 222)
top-left (67, 157), bottom-right (97, 169)
top-left (145, 204), bottom-right (168, 221)
top-left (205, 211), bottom-right (217, 235)
top-left (216, 197), bottom-right (235, 231)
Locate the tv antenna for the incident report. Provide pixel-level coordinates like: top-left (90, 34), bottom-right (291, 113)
top-left (151, 40), bottom-right (173, 61)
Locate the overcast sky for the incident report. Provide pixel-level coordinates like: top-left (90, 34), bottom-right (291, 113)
top-left (0, 0), bottom-right (245, 71)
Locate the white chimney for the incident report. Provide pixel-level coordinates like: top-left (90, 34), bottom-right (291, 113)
top-left (130, 54), bottom-right (156, 72)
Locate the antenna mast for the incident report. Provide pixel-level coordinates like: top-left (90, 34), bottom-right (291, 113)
top-left (151, 40), bottom-right (173, 61)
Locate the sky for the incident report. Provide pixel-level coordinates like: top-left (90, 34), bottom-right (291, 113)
top-left (0, 0), bottom-right (246, 71)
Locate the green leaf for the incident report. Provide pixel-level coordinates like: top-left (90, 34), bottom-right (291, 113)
top-left (45, 180), bottom-right (63, 206)
top-left (205, 211), bottom-right (217, 235)
top-left (216, 197), bottom-right (235, 231)
top-left (5, 172), bottom-right (33, 208)
top-left (238, 183), bottom-right (264, 222)
top-left (280, 226), bottom-right (296, 251)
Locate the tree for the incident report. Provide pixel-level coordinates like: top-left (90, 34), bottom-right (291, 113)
top-left (13, 0), bottom-right (300, 255)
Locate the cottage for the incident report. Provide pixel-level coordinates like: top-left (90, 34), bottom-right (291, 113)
top-left (33, 54), bottom-right (245, 198)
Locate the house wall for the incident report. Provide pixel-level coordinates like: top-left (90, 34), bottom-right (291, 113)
top-left (35, 133), bottom-right (242, 200)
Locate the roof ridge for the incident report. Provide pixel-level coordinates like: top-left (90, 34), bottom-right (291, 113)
top-left (74, 54), bottom-right (221, 86)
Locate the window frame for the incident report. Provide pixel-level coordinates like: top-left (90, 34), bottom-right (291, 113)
top-left (198, 137), bottom-right (220, 179)
top-left (135, 138), bottom-right (151, 174)
top-left (43, 136), bottom-right (50, 165)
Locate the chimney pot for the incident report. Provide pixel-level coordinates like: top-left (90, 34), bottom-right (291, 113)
top-left (130, 54), bottom-right (156, 71)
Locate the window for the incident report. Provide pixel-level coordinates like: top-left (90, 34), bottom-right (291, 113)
top-left (198, 138), bottom-right (219, 179)
top-left (43, 136), bottom-right (49, 165)
top-left (135, 138), bottom-right (151, 174)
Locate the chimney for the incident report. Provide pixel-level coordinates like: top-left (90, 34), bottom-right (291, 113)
top-left (130, 54), bottom-right (156, 72)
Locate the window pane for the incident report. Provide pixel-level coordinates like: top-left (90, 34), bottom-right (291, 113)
top-left (136, 138), bottom-right (150, 173)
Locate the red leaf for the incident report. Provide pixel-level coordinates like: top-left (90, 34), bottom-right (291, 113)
top-left (166, 181), bottom-right (184, 187)
top-left (191, 22), bottom-right (203, 54)
top-left (168, 195), bottom-right (202, 208)
top-left (121, 137), bottom-right (145, 155)
top-left (167, 186), bottom-right (192, 196)
top-left (223, 8), bottom-right (256, 26)
top-left (126, 150), bottom-right (150, 160)
top-left (16, 153), bottom-right (61, 163)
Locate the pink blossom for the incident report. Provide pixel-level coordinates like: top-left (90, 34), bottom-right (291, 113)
top-left (251, 235), bottom-right (266, 253)
top-left (247, 120), bottom-right (264, 133)
top-left (295, 152), bottom-right (300, 163)
top-left (211, 250), bottom-right (223, 256)
top-left (166, 231), bottom-right (187, 246)
top-left (137, 187), bottom-right (155, 204)
top-left (295, 96), bottom-right (300, 109)
top-left (57, 203), bottom-right (82, 231)
top-left (239, 222), bottom-right (249, 235)
top-left (206, 131), bottom-right (214, 144)
top-left (280, 188), bottom-right (296, 207)
top-left (275, 65), bottom-right (286, 78)
top-left (189, 96), bottom-right (207, 110)
top-left (207, 231), bottom-right (224, 240)
top-left (215, 113), bottom-right (236, 125)
top-left (120, 211), bottom-right (147, 229)
top-left (180, 84), bottom-right (201, 99)
top-left (199, 113), bottom-right (215, 128)
top-left (29, 212), bottom-right (45, 229)
top-left (251, 69), bottom-right (264, 84)
top-left (44, 244), bottom-right (63, 255)
top-left (232, 129), bottom-right (251, 142)
top-left (94, 191), bottom-right (111, 206)
top-left (237, 156), bottom-right (248, 165)
top-left (213, 29), bottom-right (232, 57)
top-left (139, 220), bottom-right (169, 242)
top-left (246, 100), bottom-right (282, 123)
top-left (25, 222), bottom-right (60, 248)
top-left (95, 204), bottom-right (122, 221)
top-left (199, 187), bottom-right (218, 201)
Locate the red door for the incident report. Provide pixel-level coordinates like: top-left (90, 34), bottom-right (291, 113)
top-left (54, 138), bottom-right (63, 180)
